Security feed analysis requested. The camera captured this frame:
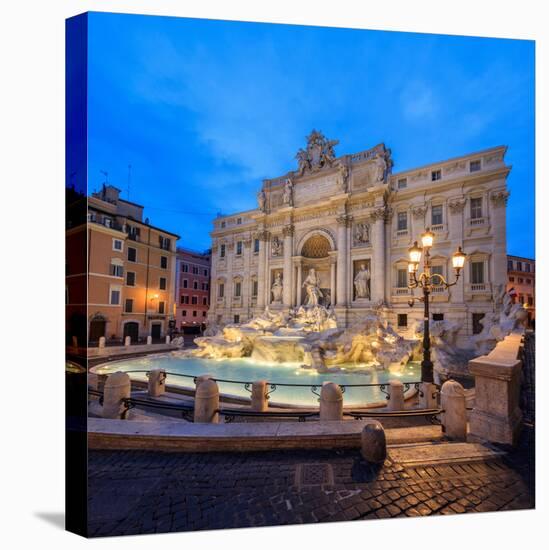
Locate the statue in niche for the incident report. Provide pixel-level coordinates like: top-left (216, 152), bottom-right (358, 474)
top-left (257, 189), bottom-right (266, 212)
top-left (271, 272), bottom-right (283, 303)
top-left (282, 178), bottom-right (294, 206)
top-left (353, 222), bottom-right (370, 245)
top-left (302, 268), bottom-right (323, 306)
top-left (336, 162), bottom-right (349, 192)
top-left (354, 263), bottom-right (371, 300)
top-left (271, 236), bottom-right (283, 256)
top-left (374, 150), bottom-right (387, 182)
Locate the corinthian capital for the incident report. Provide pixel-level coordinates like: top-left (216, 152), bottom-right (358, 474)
top-left (282, 224), bottom-right (295, 237)
top-left (490, 190), bottom-right (510, 207)
top-left (336, 214), bottom-right (352, 227)
top-left (369, 207), bottom-right (387, 222)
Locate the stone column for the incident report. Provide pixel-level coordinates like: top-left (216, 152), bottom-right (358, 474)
top-left (336, 215), bottom-right (349, 306)
top-left (489, 191), bottom-right (510, 294)
top-left (251, 380), bottom-right (269, 412)
top-left (441, 379), bottom-right (467, 440)
top-left (282, 225), bottom-right (294, 307)
top-left (256, 230), bottom-right (269, 309)
top-left (243, 238), bottom-right (252, 318)
top-left (102, 371), bottom-right (131, 419)
top-left (296, 261), bottom-right (303, 306)
top-left (319, 382), bottom-right (343, 421)
top-left (330, 255), bottom-right (337, 307)
top-left (226, 242), bottom-right (234, 315)
top-left (447, 198), bottom-right (466, 304)
top-left (370, 207), bottom-right (386, 304)
top-left (388, 379), bottom-right (405, 411)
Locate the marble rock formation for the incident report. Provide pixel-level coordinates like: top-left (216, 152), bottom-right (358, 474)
top-left (472, 288), bottom-right (528, 355)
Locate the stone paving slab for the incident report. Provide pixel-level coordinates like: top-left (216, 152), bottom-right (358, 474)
top-left (389, 442), bottom-right (505, 466)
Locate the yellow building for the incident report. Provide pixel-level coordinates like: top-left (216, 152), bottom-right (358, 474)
top-left (87, 185), bottom-right (179, 343)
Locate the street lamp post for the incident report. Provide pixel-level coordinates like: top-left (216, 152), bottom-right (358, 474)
top-left (407, 229), bottom-right (466, 383)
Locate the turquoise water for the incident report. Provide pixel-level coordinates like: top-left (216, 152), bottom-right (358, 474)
top-left (96, 354), bottom-right (421, 407)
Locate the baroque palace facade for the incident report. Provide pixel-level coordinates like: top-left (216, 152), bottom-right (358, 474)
top-left (208, 131), bottom-right (510, 342)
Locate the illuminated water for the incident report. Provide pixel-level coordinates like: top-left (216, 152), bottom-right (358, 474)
top-left (95, 354), bottom-right (421, 407)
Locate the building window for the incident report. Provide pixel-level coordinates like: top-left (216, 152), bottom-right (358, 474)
top-left (183, 279), bottom-right (188, 289)
top-left (470, 160), bottom-right (481, 172)
top-left (219, 283), bottom-right (225, 298)
top-left (182, 310), bottom-right (187, 317)
top-left (236, 241), bottom-right (243, 255)
top-left (110, 262), bottom-right (124, 278)
top-left (126, 271), bottom-right (136, 286)
top-left (193, 281), bottom-right (198, 290)
top-left (432, 313), bottom-right (444, 321)
top-left (518, 277), bottom-right (524, 284)
top-left (113, 238), bottom-right (123, 251)
top-left (252, 280), bottom-right (258, 297)
top-left (110, 287), bottom-right (121, 305)
top-left (397, 314), bottom-right (407, 328)
top-left (181, 295), bottom-right (189, 305)
top-left (127, 247), bottom-right (137, 262)
top-left (159, 236), bottom-right (171, 250)
top-left (526, 278), bottom-right (531, 285)
top-left (516, 261), bottom-right (522, 271)
top-left (159, 277), bottom-right (167, 290)
top-left (431, 265), bottom-right (443, 284)
top-left (507, 260), bottom-right (514, 270)
top-left (397, 212), bottom-right (407, 231)
top-left (160, 256), bottom-right (168, 269)
top-left (158, 301), bottom-right (165, 314)
top-left (397, 178), bottom-right (407, 189)
top-left (203, 311), bottom-right (207, 317)
top-left (192, 296), bottom-right (198, 305)
top-left (471, 261), bottom-right (485, 284)
top-left (237, 217), bottom-right (242, 225)
top-left (397, 269), bottom-right (408, 288)
top-left (235, 281), bottom-right (242, 297)
top-left (182, 263), bottom-right (189, 273)
top-left (124, 298), bottom-right (133, 313)
top-left (470, 197), bottom-right (482, 219)
top-left (519, 295), bottom-right (525, 304)
top-left (220, 244), bottom-right (226, 258)
top-left (204, 268), bottom-right (209, 276)
top-left (193, 310), bottom-right (197, 317)
top-left (431, 205), bottom-right (443, 226)
top-left (221, 221), bottom-right (226, 228)
top-left (103, 217), bottom-right (113, 228)
top-left (431, 170), bottom-right (441, 181)
top-left (192, 266), bottom-right (199, 275)
top-left (234, 315), bottom-right (240, 324)
top-left (472, 313), bottom-right (485, 335)
top-left (509, 277), bottom-right (515, 283)
top-left (253, 239), bottom-right (260, 254)
top-left (525, 263), bottom-right (531, 273)
top-left (126, 225), bottom-right (140, 241)
top-left (202, 297), bottom-right (208, 305)
top-left (527, 295), bottom-right (533, 306)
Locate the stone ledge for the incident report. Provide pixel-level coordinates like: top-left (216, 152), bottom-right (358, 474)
top-left (87, 418), bottom-right (442, 452)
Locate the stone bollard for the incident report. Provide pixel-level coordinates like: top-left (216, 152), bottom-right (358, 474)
top-left (361, 420), bottom-right (387, 464)
top-left (146, 335), bottom-right (152, 345)
top-left (165, 335), bottom-right (171, 344)
top-left (98, 336), bottom-right (106, 349)
top-left (319, 382), bottom-right (343, 421)
top-left (194, 378), bottom-right (219, 423)
top-left (420, 382), bottom-right (438, 409)
top-left (124, 336), bottom-right (131, 347)
top-left (441, 379), bottom-right (467, 440)
top-left (388, 379), bottom-right (405, 411)
top-left (251, 380), bottom-right (269, 412)
top-left (102, 371), bottom-right (131, 419)
top-left (148, 368), bottom-right (166, 398)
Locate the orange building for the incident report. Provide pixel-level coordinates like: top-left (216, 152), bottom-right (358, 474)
top-left (507, 254), bottom-right (535, 327)
top-left (85, 185), bottom-right (179, 344)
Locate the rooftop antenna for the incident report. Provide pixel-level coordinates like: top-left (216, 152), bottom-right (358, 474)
top-left (127, 164), bottom-right (132, 201)
top-left (100, 170), bottom-right (109, 184)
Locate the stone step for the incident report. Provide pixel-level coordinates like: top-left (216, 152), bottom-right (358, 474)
top-left (388, 441), bottom-right (505, 466)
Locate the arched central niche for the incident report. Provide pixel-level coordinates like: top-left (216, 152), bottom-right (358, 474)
top-left (301, 234), bottom-right (331, 258)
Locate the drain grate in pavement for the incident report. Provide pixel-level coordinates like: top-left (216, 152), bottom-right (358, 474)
top-left (295, 463), bottom-right (334, 487)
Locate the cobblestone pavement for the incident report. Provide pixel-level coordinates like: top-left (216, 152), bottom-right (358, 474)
top-left (87, 427), bottom-right (534, 537)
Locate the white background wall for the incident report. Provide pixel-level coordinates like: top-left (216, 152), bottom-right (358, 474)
top-left (0, 1), bottom-right (547, 549)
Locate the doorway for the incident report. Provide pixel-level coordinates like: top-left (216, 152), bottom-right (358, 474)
top-left (151, 323), bottom-right (162, 341)
top-left (123, 321), bottom-right (139, 343)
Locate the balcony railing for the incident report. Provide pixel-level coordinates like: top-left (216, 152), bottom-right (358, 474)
top-left (469, 217), bottom-right (486, 226)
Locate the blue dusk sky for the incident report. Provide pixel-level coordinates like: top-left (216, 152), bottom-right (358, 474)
top-left (86, 12), bottom-right (535, 258)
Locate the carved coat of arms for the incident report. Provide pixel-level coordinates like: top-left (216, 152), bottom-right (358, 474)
top-left (296, 130), bottom-right (339, 175)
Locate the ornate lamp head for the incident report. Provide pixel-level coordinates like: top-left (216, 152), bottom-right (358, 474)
top-left (421, 228), bottom-right (435, 248)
